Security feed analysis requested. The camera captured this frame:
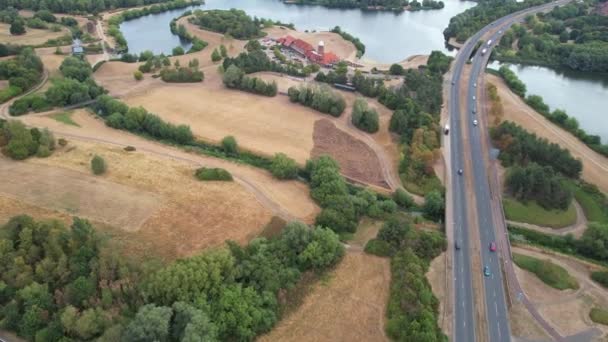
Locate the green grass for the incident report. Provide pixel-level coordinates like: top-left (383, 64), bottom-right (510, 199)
top-left (513, 253), bottom-right (579, 290)
top-left (401, 173), bottom-right (443, 197)
top-left (51, 111), bottom-right (80, 127)
top-left (503, 197), bottom-right (577, 228)
top-left (590, 308), bottom-right (608, 326)
top-left (569, 183), bottom-right (608, 224)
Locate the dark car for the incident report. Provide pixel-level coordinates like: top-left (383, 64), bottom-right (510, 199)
top-left (458, 169), bottom-right (463, 175)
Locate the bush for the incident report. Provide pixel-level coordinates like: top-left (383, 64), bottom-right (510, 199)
top-left (221, 136), bottom-right (238, 155)
top-left (91, 155), bottom-right (107, 175)
top-left (351, 97), bottom-right (379, 133)
top-left (270, 153), bottom-right (298, 180)
top-left (393, 188), bottom-right (414, 209)
top-left (591, 271), bottom-right (608, 288)
top-left (512, 253), bottom-right (578, 290)
top-left (10, 20), bottom-right (26, 35)
top-left (133, 70), bottom-right (143, 81)
top-left (211, 48), bottom-right (221, 62)
top-left (364, 239), bottom-right (392, 257)
top-left (172, 46), bottom-right (185, 56)
top-left (590, 308), bottom-right (608, 326)
top-left (389, 63), bottom-right (404, 75)
top-left (194, 167), bottom-right (233, 181)
top-left (58, 138), bottom-right (67, 146)
top-left (423, 190), bottom-right (445, 221)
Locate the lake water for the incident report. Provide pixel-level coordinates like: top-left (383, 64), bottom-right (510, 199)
top-left (488, 61), bottom-right (608, 143)
top-left (120, 0), bottom-right (476, 62)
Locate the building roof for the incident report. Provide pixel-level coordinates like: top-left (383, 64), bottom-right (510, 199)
top-left (278, 35), bottom-right (296, 47)
top-left (291, 38), bottom-right (314, 53)
top-left (321, 52), bottom-right (339, 65)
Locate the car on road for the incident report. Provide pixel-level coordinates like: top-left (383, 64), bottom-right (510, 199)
top-left (473, 119), bottom-right (478, 126)
top-left (472, 108), bottom-right (476, 114)
top-left (455, 241), bottom-right (461, 250)
top-left (473, 82), bottom-right (477, 88)
top-left (458, 169), bottom-right (463, 175)
top-left (484, 266), bottom-right (491, 277)
top-left (472, 95), bottom-right (476, 100)
top-left (489, 242), bottom-right (497, 252)
top-left (452, 80), bottom-right (455, 85)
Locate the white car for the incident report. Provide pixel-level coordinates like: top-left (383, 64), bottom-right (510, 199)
top-left (473, 119), bottom-right (478, 126)
top-left (472, 95), bottom-right (476, 100)
top-left (473, 82), bottom-right (477, 88)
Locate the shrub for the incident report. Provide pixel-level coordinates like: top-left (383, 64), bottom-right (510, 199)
top-left (270, 153), bottom-right (298, 180)
top-left (172, 46), bottom-right (185, 56)
top-left (91, 155), bottom-right (107, 175)
top-left (10, 20), bottom-right (26, 35)
top-left (389, 63), bottom-right (404, 75)
top-left (221, 136), bottom-right (238, 155)
top-left (591, 271), bottom-right (608, 288)
top-left (194, 167), bottom-right (233, 181)
top-left (133, 70), bottom-right (143, 81)
top-left (58, 138), bottom-right (67, 146)
top-left (211, 48), bottom-right (221, 62)
top-left (590, 308), bottom-right (608, 326)
top-left (512, 253), bottom-right (578, 290)
top-left (364, 239), bottom-right (392, 257)
top-left (351, 97), bottom-right (379, 133)
top-left (124, 146), bottom-right (136, 152)
top-left (393, 188), bottom-right (414, 208)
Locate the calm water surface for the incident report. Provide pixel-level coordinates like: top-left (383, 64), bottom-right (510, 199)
top-left (488, 61), bottom-right (608, 143)
top-left (120, 0), bottom-right (476, 62)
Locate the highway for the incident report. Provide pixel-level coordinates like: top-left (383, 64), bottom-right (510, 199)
top-left (448, 1), bottom-right (571, 341)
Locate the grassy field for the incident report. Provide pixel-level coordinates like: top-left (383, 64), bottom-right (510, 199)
top-left (589, 308), bottom-right (608, 326)
top-left (504, 197), bottom-right (577, 228)
top-left (513, 253), bottom-right (579, 290)
top-left (570, 183), bottom-right (608, 224)
top-left (51, 111), bottom-right (80, 127)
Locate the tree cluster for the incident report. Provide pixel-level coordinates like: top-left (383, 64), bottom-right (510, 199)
top-left (222, 48), bottom-right (307, 78)
top-left (494, 2), bottom-right (608, 73)
top-left (93, 95), bottom-right (194, 145)
top-left (498, 65), bottom-right (527, 97)
top-left (142, 221), bottom-right (344, 340)
top-left (0, 48), bottom-right (43, 104)
top-left (0, 0), bottom-right (182, 14)
top-left (287, 84), bottom-right (346, 117)
top-left (190, 9), bottom-right (265, 40)
top-left (506, 163), bottom-right (572, 210)
top-left (0, 215), bottom-right (145, 341)
top-left (351, 97), bottom-right (379, 133)
top-left (169, 12), bottom-right (209, 54)
top-left (270, 153), bottom-right (299, 180)
top-left (307, 156), bottom-right (398, 233)
top-left (0, 121), bottom-right (55, 160)
top-left (194, 167), bottom-right (233, 181)
top-left (160, 60), bottom-right (204, 83)
top-left (443, 0), bottom-right (550, 42)
top-left (222, 65), bottom-right (277, 97)
top-left (491, 121), bottom-right (583, 179)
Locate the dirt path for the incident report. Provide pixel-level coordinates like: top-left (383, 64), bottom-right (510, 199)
top-left (486, 74), bottom-right (608, 193)
top-left (507, 200), bottom-right (588, 238)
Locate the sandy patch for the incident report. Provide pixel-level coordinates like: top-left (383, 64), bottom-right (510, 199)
top-left (264, 26), bottom-right (357, 61)
top-left (0, 23), bottom-right (67, 45)
top-left (312, 119), bottom-right (389, 189)
top-left (486, 73), bottom-right (608, 193)
top-left (0, 156), bottom-right (162, 231)
top-left (259, 251), bottom-right (390, 342)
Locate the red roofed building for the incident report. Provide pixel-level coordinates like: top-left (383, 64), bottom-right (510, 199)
top-left (276, 36), bottom-right (341, 67)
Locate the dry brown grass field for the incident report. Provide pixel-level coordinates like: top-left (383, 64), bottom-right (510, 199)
top-left (0, 23), bottom-right (67, 45)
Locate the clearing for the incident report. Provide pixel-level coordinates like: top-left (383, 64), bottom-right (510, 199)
top-left (485, 74), bottom-right (608, 193)
top-left (0, 156), bottom-right (162, 231)
top-left (503, 197), bottom-right (577, 228)
top-left (0, 23), bottom-right (67, 45)
top-left (512, 246), bottom-right (608, 339)
top-left (26, 139), bottom-right (275, 260)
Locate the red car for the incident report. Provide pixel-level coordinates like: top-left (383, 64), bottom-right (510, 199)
top-left (489, 242), bottom-right (497, 252)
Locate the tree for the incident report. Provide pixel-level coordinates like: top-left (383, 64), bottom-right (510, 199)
top-left (211, 48), bottom-right (222, 62)
top-left (10, 20), bottom-right (26, 35)
top-left (220, 44), bottom-right (228, 58)
top-left (270, 153), bottom-right (299, 179)
top-left (389, 63), bottom-right (405, 75)
top-left (393, 188), bottom-right (414, 208)
top-left (298, 227), bottom-right (344, 269)
top-left (222, 65), bottom-right (244, 88)
top-left (423, 190), bottom-right (444, 221)
top-left (122, 305), bottom-right (173, 342)
top-left (172, 46), bottom-right (185, 56)
top-left (351, 97), bottom-right (379, 133)
top-left (91, 155), bottom-right (107, 175)
top-left (171, 302), bottom-right (218, 342)
top-left (3, 121), bottom-right (37, 160)
top-left (221, 135), bottom-right (238, 155)
top-left (133, 70), bottom-right (143, 81)
top-left (60, 57), bottom-right (93, 82)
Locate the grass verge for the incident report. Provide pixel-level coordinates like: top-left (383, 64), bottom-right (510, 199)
top-left (504, 197), bottom-right (576, 228)
top-left (51, 111), bottom-right (80, 127)
top-left (513, 253), bottom-right (579, 290)
top-left (590, 308), bottom-right (608, 326)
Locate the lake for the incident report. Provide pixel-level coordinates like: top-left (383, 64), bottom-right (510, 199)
top-left (488, 61), bottom-right (608, 143)
top-left (120, 0), bottom-right (476, 62)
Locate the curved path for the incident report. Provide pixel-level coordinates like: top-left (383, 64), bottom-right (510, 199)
top-left (507, 200), bottom-right (588, 238)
